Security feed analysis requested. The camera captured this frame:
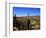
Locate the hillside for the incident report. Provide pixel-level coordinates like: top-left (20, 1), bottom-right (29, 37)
top-left (13, 16), bottom-right (40, 31)
top-left (16, 16), bottom-right (40, 19)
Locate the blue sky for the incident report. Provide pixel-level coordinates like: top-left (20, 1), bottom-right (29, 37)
top-left (13, 7), bottom-right (40, 17)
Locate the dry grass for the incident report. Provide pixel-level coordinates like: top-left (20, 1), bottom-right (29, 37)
top-left (13, 16), bottom-right (40, 31)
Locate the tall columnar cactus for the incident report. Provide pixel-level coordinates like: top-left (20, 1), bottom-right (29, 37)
top-left (28, 12), bottom-right (30, 29)
top-left (13, 14), bottom-right (17, 27)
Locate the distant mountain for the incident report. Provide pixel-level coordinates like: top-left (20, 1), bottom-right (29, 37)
top-left (16, 16), bottom-right (40, 19)
top-left (31, 16), bottom-right (40, 19)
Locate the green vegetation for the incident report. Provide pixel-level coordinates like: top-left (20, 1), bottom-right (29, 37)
top-left (13, 15), bottom-right (40, 31)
